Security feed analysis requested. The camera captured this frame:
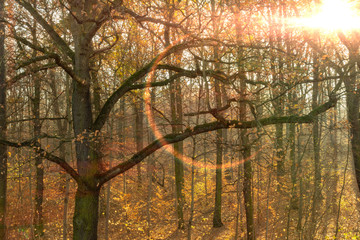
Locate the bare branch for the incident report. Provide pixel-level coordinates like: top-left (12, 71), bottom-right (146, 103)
top-left (185, 98), bottom-right (237, 116)
top-left (10, 63), bottom-right (57, 86)
top-left (7, 117), bottom-right (67, 124)
top-left (0, 136), bottom-right (80, 183)
top-left (16, 54), bottom-right (56, 69)
top-left (120, 6), bottom-right (184, 29)
top-left (14, 35), bottom-right (85, 85)
top-left (92, 39), bottom-right (219, 131)
top-left (15, 0), bottom-right (75, 60)
top-left (98, 96), bottom-right (337, 185)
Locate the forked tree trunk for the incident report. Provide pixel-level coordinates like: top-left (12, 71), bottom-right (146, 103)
top-left (70, 4), bottom-right (101, 237)
top-left (72, 72), bottom-right (100, 240)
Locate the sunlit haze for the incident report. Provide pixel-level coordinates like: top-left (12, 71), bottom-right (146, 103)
top-left (291, 0), bottom-right (360, 30)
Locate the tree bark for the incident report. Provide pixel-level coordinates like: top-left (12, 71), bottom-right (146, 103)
top-left (69, 3), bottom-right (101, 238)
top-left (30, 7), bottom-right (44, 235)
top-left (170, 78), bottom-right (185, 229)
top-left (0, 0), bottom-right (6, 237)
top-left (310, 53), bottom-right (321, 238)
top-left (211, 0), bottom-right (224, 228)
top-left (73, 184), bottom-right (99, 240)
top-left (239, 72), bottom-right (254, 239)
top-left (33, 75), bottom-right (44, 238)
top-left (134, 96), bottom-right (144, 188)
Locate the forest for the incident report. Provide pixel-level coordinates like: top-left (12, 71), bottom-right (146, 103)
top-left (0, 0), bottom-right (360, 239)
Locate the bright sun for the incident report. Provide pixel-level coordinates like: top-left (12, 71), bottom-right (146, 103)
top-left (293, 0), bottom-right (360, 30)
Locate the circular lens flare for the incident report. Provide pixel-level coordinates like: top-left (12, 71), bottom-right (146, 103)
top-left (143, 39), bottom-right (260, 171)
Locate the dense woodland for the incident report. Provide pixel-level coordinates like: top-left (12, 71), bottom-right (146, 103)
top-left (0, 0), bottom-right (360, 239)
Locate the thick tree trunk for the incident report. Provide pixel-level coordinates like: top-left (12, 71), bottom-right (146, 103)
top-left (70, 5), bottom-right (101, 237)
top-left (339, 38), bottom-right (360, 195)
top-left (73, 185), bottom-right (99, 240)
top-left (347, 91), bottom-right (360, 188)
top-left (0, 0), bottom-right (6, 237)
top-left (72, 66), bottom-right (100, 240)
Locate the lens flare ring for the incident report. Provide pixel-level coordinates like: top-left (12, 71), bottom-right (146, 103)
top-left (143, 38), bottom-right (262, 171)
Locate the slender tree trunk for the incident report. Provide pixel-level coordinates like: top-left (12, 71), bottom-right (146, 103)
top-left (146, 88), bottom-right (156, 239)
top-left (50, 72), bottom-right (72, 239)
top-left (239, 80), bottom-right (254, 239)
top-left (31, 17), bottom-right (44, 236)
top-left (201, 51), bottom-right (209, 202)
top-left (33, 68), bottom-right (44, 239)
top-left (233, 4), bottom-right (254, 237)
top-left (0, 0), bottom-right (6, 237)
top-left (211, 1), bottom-right (224, 228)
top-left (163, 7), bottom-right (185, 228)
top-left (310, 54), bottom-right (321, 238)
top-left (297, 124), bottom-right (304, 237)
top-left (63, 76), bottom-right (72, 240)
top-left (105, 119), bottom-right (114, 240)
top-left (203, 124), bottom-right (208, 202)
top-left (287, 91), bottom-right (297, 239)
top-left (119, 97), bottom-right (127, 194)
top-left (134, 96), bottom-right (144, 188)
top-left (268, 5), bottom-right (285, 181)
top-left (28, 156), bottom-right (35, 238)
top-left (188, 77), bottom-right (202, 239)
top-left (330, 104), bottom-right (338, 218)
top-left (187, 137), bottom-right (196, 239)
top-left (213, 128), bottom-right (223, 228)
top-left (235, 150), bottom-right (242, 239)
top-left (170, 78), bottom-right (185, 229)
